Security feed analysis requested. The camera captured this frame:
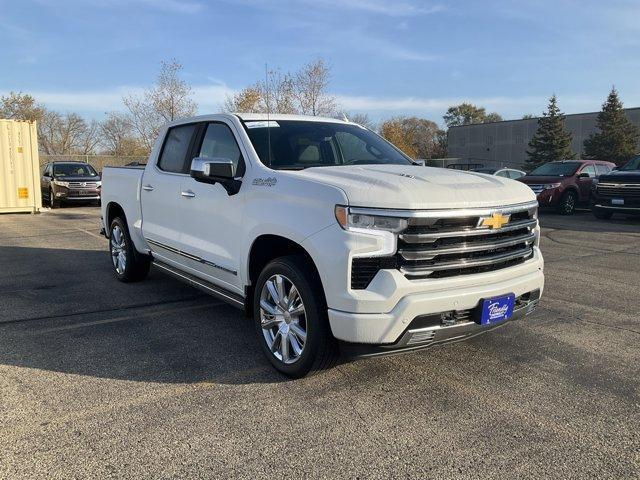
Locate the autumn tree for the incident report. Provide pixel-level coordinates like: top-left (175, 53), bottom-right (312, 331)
top-left (123, 59), bottom-right (197, 152)
top-left (380, 116), bottom-right (442, 159)
top-left (583, 87), bottom-right (639, 166)
top-left (526, 95), bottom-right (575, 170)
top-left (0, 92), bottom-right (45, 122)
top-left (443, 103), bottom-right (502, 128)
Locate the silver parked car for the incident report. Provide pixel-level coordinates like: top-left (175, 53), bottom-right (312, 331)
top-left (472, 167), bottom-right (526, 179)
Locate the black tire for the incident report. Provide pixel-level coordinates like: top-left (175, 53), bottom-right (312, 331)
top-left (49, 188), bottom-right (59, 209)
top-left (109, 217), bottom-right (151, 282)
top-left (253, 255), bottom-right (338, 378)
top-left (557, 190), bottom-right (577, 215)
top-left (592, 209), bottom-right (613, 220)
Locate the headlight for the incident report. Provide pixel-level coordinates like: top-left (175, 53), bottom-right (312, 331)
top-left (335, 205), bottom-right (407, 233)
top-left (541, 183), bottom-right (561, 190)
top-left (53, 180), bottom-right (70, 187)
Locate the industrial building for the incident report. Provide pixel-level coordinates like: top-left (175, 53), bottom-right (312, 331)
top-left (447, 107), bottom-right (640, 169)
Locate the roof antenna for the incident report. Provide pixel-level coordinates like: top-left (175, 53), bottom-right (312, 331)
top-left (341, 112), bottom-right (349, 122)
top-left (265, 62), bottom-right (272, 167)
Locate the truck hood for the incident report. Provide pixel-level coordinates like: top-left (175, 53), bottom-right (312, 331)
top-left (599, 170), bottom-right (640, 184)
top-left (294, 165), bottom-right (536, 209)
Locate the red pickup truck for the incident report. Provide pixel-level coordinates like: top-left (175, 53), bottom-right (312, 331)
top-left (518, 160), bottom-right (616, 214)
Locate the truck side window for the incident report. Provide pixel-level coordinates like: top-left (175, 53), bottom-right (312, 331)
top-left (158, 124), bottom-right (197, 174)
top-left (199, 123), bottom-right (245, 177)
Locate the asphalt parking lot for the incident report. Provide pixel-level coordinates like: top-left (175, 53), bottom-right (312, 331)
top-left (0, 206), bottom-right (638, 479)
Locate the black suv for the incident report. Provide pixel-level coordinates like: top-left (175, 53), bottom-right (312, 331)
top-left (591, 155), bottom-right (640, 219)
top-left (41, 161), bottom-right (102, 208)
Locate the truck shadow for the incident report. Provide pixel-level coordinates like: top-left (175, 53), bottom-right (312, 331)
top-left (0, 245), bottom-right (287, 385)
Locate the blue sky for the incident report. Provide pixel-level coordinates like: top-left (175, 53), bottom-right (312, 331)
top-left (1, 0), bottom-right (639, 126)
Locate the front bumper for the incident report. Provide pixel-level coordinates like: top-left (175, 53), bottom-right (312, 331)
top-left (327, 261), bottom-right (544, 345)
top-left (535, 188), bottom-right (560, 207)
top-left (340, 290), bottom-right (540, 356)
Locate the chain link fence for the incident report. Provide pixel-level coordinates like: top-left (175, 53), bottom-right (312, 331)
top-left (39, 154), bottom-right (148, 172)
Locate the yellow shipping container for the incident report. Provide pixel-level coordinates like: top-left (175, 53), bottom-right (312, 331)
top-left (0, 119), bottom-right (42, 213)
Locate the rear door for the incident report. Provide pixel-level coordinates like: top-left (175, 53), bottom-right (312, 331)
top-left (177, 120), bottom-right (247, 293)
top-left (141, 123), bottom-right (199, 266)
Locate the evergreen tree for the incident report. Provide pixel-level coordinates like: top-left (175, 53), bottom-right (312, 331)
top-left (526, 95), bottom-right (575, 170)
top-left (583, 87), bottom-right (639, 166)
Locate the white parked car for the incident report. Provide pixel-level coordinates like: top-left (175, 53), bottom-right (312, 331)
top-left (472, 167), bottom-right (526, 179)
top-left (101, 114), bottom-right (544, 377)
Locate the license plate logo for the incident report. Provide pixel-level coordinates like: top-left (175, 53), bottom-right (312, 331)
top-left (612, 198), bottom-right (624, 206)
top-left (480, 294), bottom-right (515, 325)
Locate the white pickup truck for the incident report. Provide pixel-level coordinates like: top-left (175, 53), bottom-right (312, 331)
top-left (101, 113), bottom-right (544, 377)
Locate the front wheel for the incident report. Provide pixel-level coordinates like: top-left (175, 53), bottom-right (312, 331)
top-left (254, 255), bottom-right (338, 378)
top-left (557, 190), bottom-right (577, 215)
top-left (109, 217), bottom-right (150, 282)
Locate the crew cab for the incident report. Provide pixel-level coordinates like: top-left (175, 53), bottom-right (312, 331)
top-left (591, 155), bottom-right (640, 219)
top-left (518, 160), bottom-right (615, 215)
top-left (100, 114), bottom-right (544, 377)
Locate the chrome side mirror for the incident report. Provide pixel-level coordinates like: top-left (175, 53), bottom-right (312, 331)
top-left (190, 157), bottom-right (241, 195)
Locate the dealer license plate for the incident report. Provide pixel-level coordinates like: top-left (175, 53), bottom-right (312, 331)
top-left (479, 294), bottom-right (515, 325)
top-left (612, 198), bottom-right (624, 206)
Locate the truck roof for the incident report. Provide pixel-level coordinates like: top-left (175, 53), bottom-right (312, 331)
top-left (167, 113), bottom-right (350, 126)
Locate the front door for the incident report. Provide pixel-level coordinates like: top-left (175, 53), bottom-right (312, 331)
top-left (577, 164), bottom-right (596, 202)
top-left (177, 121), bottom-right (247, 294)
top-left (141, 123), bottom-right (199, 266)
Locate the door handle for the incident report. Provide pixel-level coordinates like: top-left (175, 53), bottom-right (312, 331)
top-left (181, 190), bottom-right (196, 198)
top-left (142, 184), bottom-right (154, 192)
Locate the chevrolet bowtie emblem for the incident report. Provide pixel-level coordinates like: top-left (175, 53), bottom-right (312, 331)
top-left (481, 213), bottom-right (510, 229)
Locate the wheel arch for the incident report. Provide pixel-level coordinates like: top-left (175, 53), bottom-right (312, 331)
top-left (105, 202), bottom-right (126, 238)
top-left (244, 234), bottom-right (325, 318)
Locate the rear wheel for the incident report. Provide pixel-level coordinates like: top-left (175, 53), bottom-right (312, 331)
top-left (557, 190), bottom-right (577, 215)
top-left (254, 255), bottom-right (338, 378)
top-left (109, 217), bottom-right (150, 282)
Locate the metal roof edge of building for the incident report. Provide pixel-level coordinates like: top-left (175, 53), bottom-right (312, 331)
top-left (448, 107), bottom-right (640, 130)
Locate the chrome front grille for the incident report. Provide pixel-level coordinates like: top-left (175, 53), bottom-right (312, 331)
top-left (527, 184), bottom-right (545, 195)
top-left (68, 181), bottom-right (99, 189)
top-left (597, 183), bottom-right (640, 197)
top-left (350, 202), bottom-right (538, 289)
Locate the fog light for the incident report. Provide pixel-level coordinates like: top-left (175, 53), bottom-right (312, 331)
top-left (56, 192), bottom-right (64, 197)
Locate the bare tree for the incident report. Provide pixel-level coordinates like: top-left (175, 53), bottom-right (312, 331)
top-left (348, 113), bottom-right (375, 130)
top-left (222, 59), bottom-right (339, 116)
top-left (294, 59), bottom-right (336, 116)
top-left (38, 111), bottom-right (98, 155)
top-left (261, 68), bottom-right (297, 114)
top-left (123, 60), bottom-right (197, 152)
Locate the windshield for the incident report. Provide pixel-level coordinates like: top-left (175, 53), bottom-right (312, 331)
top-left (243, 120), bottom-right (413, 170)
top-left (528, 162), bottom-right (581, 177)
top-left (53, 163), bottom-right (98, 177)
top-left (620, 155), bottom-right (640, 171)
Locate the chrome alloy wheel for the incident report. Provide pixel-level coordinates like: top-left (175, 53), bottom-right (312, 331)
top-left (110, 225), bottom-right (127, 275)
top-left (259, 274), bottom-right (307, 364)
